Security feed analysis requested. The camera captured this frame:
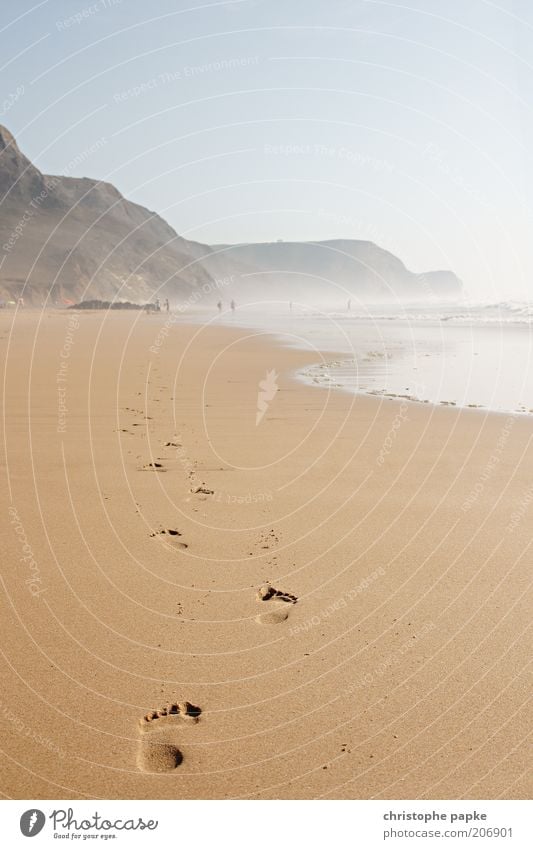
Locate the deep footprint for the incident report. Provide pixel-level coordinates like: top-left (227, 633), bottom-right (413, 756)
top-left (257, 585), bottom-right (298, 604)
top-left (137, 739), bottom-right (183, 773)
top-left (255, 584), bottom-right (297, 625)
top-left (150, 528), bottom-right (182, 538)
top-left (137, 702), bottom-right (201, 774)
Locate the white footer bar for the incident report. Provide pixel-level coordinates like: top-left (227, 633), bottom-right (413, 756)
top-left (2, 799), bottom-right (530, 848)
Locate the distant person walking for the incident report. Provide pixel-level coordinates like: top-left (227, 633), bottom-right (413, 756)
top-left (217, 300), bottom-right (223, 313)
top-left (155, 297), bottom-right (161, 312)
top-left (347, 299), bottom-right (351, 312)
top-left (164, 298), bottom-right (170, 313)
top-left (230, 299), bottom-right (236, 313)
top-left (289, 301), bottom-right (293, 312)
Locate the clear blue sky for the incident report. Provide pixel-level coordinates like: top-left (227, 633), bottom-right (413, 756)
top-left (2, 0), bottom-right (533, 298)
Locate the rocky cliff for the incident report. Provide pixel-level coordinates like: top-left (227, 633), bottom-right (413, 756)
top-left (0, 126), bottom-right (462, 305)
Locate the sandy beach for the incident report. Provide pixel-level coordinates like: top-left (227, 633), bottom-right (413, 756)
top-left (0, 309), bottom-right (530, 800)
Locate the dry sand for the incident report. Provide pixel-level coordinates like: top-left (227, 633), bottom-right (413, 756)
top-left (0, 310), bottom-right (531, 799)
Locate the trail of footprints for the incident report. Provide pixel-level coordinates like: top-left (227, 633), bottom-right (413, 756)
top-left (136, 582), bottom-right (298, 773)
top-left (124, 412), bottom-right (299, 770)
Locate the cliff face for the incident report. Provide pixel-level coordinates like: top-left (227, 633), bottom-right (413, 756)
top-left (200, 240), bottom-right (416, 300)
top-left (193, 239), bottom-right (463, 302)
top-left (0, 126), bottom-right (213, 304)
top-left (0, 126), bottom-right (462, 305)
top-left (0, 126), bottom-right (54, 203)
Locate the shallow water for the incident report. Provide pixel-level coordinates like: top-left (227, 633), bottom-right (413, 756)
top-left (182, 301), bottom-right (533, 415)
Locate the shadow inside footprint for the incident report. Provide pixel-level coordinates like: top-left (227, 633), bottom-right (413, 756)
top-left (150, 528), bottom-right (181, 538)
top-left (255, 584), bottom-right (298, 625)
top-left (136, 702), bottom-right (201, 773)
top-left (191, 485), bottom-right (214, 495)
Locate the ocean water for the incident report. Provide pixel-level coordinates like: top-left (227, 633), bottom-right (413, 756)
top-left (187, 300), bottom-right (533, 415)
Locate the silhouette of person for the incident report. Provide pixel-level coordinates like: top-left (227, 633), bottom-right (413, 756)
top-left (217, 300), bottom-right (222, 312)
top-left (230, 300), bottom-right (236, 312)
top-left (164, 298), bottom-right (170, 313)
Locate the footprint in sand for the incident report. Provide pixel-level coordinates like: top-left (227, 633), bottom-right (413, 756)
top-left (136, 701), bottom-right (201, 773)
top-left (150, 528), bottom-right (188, 549)
top-left (255, 584), bottom-right (297, 625)
top-left (191, 485), bottom-right (214, 496)
top-left (141, 461), bottom-right (165, 472)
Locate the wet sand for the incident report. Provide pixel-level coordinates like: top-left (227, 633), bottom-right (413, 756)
top-left (0, 310), bottom-right (530, 799)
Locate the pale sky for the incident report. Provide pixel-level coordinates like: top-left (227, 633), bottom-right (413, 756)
top-left (2, 0), bottom-right (533, 299)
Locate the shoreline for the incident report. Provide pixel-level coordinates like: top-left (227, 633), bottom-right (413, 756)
top-left (0, 310), bottom-right (531, 799)
top-left (5, 305), bottom-right (532, 420)
top-left (174, 309), bottom-right (533, 420)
